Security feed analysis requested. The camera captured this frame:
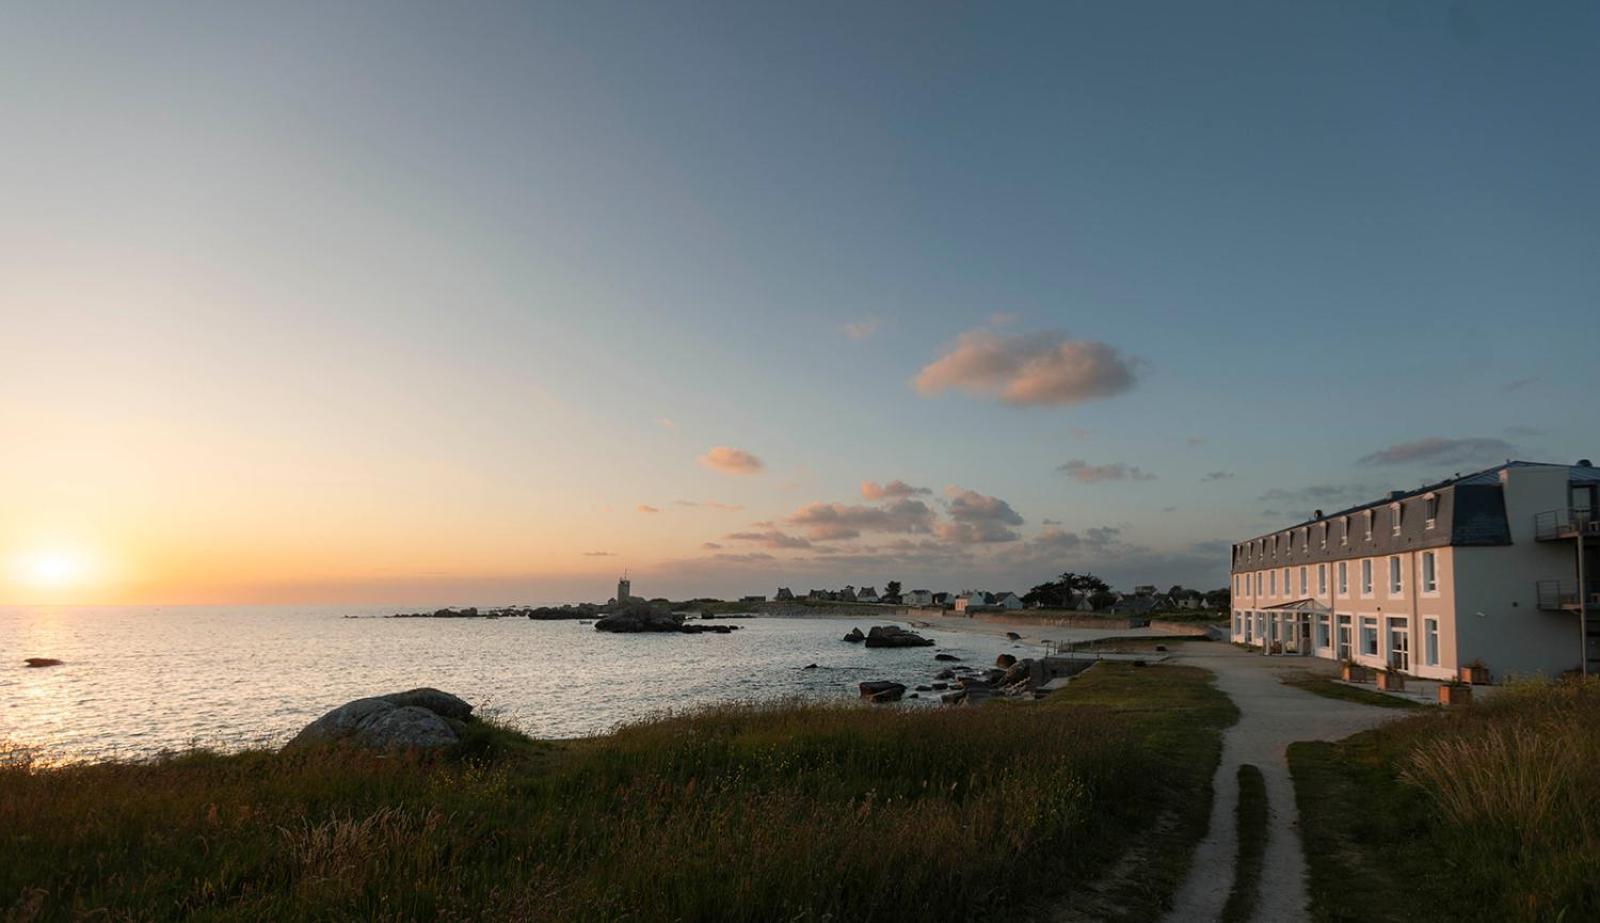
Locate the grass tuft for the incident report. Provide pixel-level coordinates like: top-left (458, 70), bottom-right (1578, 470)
top-left (1220, 764), bottom-right (1266, 923)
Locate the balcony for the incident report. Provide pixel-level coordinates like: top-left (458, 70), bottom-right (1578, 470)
top-left (1535, 579), bottom-right (1600, 612)
top-left (1533, 508), bottom-right (1600, 541)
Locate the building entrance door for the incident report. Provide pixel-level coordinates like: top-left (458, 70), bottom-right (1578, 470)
top-left (1387, 618), bottom-right (1411, 673)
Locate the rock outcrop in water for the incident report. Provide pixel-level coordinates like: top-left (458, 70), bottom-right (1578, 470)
top-left (863, 625), bottom-right (934, 648)
top-left (286, 687), bottom-right (474, 750)
top-left (24, 657), bottom-right (63, 668)
top-left (593, 601), bottom-right (741, 634)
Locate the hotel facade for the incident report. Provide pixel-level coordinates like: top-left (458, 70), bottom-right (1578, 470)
top-left (1229, 460), bottom-right (1599, 680)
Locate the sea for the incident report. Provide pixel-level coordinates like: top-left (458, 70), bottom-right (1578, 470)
top-left (0, 605), bottom-right (1037, 762)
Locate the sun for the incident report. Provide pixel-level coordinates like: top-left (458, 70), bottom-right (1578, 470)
top-left (10, 548), bottom-right (94, 591)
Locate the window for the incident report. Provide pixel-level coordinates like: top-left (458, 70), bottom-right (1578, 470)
top-left (1299, 566), bottom-right (1308, 596)
top-left (1389, 556), bottom-right (1402, 595)
top-left (1336, 615), bottom-right (1352, 660)
top-left (1320, 523), bottom-right (1328, 549)
top-left (1422, 552), bottom-right (1437, 593)
top-left (1340, 516), bottom-right (1350, 546)
top-left (1283, 568), bottom-right (1290, 596)
top-left (1361, 559), bottom-right (1373, 595)
top-left (1364, 510), bottom-right (1374, 540)
top-left (1360, 617), bottom-right (1379, 656)
top-left (1233, 612), bottom-right (1241, 636)
top-left (1269, 535), bottom-right (1276, 558)
top-left (1300, 527), bottom-right (1309, 550)
top-left (1338, 561), bottom-right (1349, 595)
top-left (1425, 494), bottom-right (1439, 529)
top-left (1316, 614), bottom-right (1330, 649)
top-left (1424, 618), bottom-right (1439, 666)
top-left (1391, 502), bottom-right (1403, 536)
top-left (1318, 563), bottom-right (1327, 594)
top-left (1269, 570), bottom-right (1277, 595)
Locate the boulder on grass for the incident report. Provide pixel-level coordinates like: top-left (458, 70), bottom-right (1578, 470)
top-left (287, 689), bottom-right (474, 751)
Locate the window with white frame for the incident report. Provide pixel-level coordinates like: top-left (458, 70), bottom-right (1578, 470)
top-left (1318, 563), bottom-right (1327, 594)
top-left (1256, 572), bottom-right (1263, 595)
top-left (1424, 617), bottom-right (1439, 666)
top-left (1299, 566), bottom-right (1308, 595)
top-left (1360, 617), bottom-right (1379, 656)
top-left (1364, 510), bottom-right (1374, 540)
top-left (1425, 494), bottom-right (1438, 529)
top-left (1320, 522), bottom-right (1328, 548)
top-left (1422, 552), bottom-right (1437, 593)
top-left (1338, 561), bottom-right (1348, 595)
top-left (1283, 568), bottom-right (1290, 596)
top-left (1388, 556), bottom-right (1402, 594)
top-left (1391, 502), bottom-right (1403, 535)
top-left (1361, 559), bottom-right (1373, 595)
top-left (1340, 516), bottom-right (1350, 545)
top-left (1269, 570), bottom-right (1276, 595)
top-left (1316, 614), bottom-right (1330, 649)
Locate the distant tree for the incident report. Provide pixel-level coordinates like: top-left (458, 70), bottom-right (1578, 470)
top-left (1088, 590), bottom-right (1119, 611)
top-left (884, 580), bottom-right (902, 598)
top-left (1167, 584), bottom-right (1186, 599)
top-left (1023, 571), bottom-right (1112, 608)
top-left (1203, 588), bottom-right (1231, 610)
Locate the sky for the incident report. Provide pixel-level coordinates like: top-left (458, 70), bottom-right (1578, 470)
top-left (2, 1), bottom-right (1597, 606)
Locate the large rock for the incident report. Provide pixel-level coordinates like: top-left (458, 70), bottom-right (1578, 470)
top-left (594, 604), bottom-right (684, 633)
top-left (995, 653), bottom-right (1017, 668)
top-left (1001, 660), bottom-right (1033, 687)
top-left (842, 627), bottom-right (866, 643)
top-left (859, 681), bottom-right (907, 703)
top-left (286, 689), bottom-right (474, 750)
top-left (934, 653), bottom-right (962, 662)
top-left (864, 625), bottom-right (934, 648)
top-left (23, 658), bottom-right (63, 668)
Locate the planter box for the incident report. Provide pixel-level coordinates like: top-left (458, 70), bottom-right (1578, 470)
top-left (1438, 684), bottom-right (1473, 706)
top-left (1458, 666), bottom-right (1491, 685)
top-left (1376, 671), bottom-right (1406, 692)
top-left (1341, 664), bottom-right (1371, 683)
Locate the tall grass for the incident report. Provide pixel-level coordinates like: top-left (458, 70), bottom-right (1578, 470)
top-left (0, 664), bottom-right (1231, 922)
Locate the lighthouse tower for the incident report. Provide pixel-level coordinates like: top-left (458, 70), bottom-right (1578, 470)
top-left (616, 572), bottom-right (632, 603)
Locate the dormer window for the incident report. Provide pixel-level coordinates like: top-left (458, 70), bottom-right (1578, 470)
top-left (1340, 516), bottom-right (1350, 546)
top-left (1391, 502), bottom-right (1403, 536)
top-left (1424, 493), bottom-right (1438, 529)
top-left (1364, 510), bottom-right (1374, 541)
top-left (1319, 523), bottom-right (1328, 549)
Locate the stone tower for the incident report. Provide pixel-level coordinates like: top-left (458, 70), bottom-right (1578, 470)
top-left (616, 572), bottom-right (632, 603)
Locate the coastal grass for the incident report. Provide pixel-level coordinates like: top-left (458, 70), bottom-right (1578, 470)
top-left (1219, 764), bottom-right (1266, 923)
top-left (1280, 671), bottom-right (1422, 710)
top-left (1, 663), bottom-right (1234, 922)
top-left (1292, 677), bottom-right (1600, 923)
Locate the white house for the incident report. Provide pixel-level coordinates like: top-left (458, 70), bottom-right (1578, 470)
top-left (903, 589), bottom-right (935, 607)
top-left (953, 591), bottom-right (989, 613)
top-left (1230, 460), bottom-right (1600, 680)
top-left (991, 592), bottom-right (1024, 610)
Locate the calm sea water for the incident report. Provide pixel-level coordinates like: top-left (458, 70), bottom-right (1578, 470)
top-left (0, 606), bottom-right (1037, 762)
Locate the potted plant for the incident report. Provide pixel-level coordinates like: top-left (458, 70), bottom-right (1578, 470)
top-left (1438, 679), bottom-right (1472, 706)
top-left (1269, 641), bottom-right (1283, 655)
top-left (1376, 667), bottom-right (1406, 692)
top-left (1340, 659), bottom-right (1370, 683)
top-left (1459, 659), bottom-right (1491, 685)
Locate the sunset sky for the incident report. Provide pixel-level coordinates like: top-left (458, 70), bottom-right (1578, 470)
top-left (4, 2), bottom-right (1597, 606)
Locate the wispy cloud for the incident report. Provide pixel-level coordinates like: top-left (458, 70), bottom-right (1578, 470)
top-left (698, 446), bottom-right (765, 475)
top-left (988, 311), bottom-right (1020, 327)
top-left (1185, 436), bottom-right (1207, 447)
top-left (914, 329), bottom-right (1138, 407)
top-left (581, 551), bottom-right (616, 557)
top-left (724, 530), bottom-right (813, 549)
top-left (860, 479), bottom-right (931, 500)
top-left (1201, 471), bottom-right (1235, 482)
top-left (674, 500), bottom-right (744, 511)
top-left (636, 504), bottom-right (661, 514)
top-left (700, 541), bottom-right (723, 550)
top-left (1058, 459), bottom-right (1157, 483)
top-left (656, 417), bottom-right (676, 430)
top-left (1358, 437), bottom-right (1515, 466)
top-left (785, 498), bottom-right (937, 541)
top-left (1502, 377), bottom-right (1539, 393)
top-left (843, 318), bottom-right (879, 340)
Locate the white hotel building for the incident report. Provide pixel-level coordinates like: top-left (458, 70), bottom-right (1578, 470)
top-left (1229, 460), bottom-right (1600, 680)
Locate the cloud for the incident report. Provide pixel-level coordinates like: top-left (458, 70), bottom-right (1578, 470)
top-left (724, 530), bottom-right (813, 550)
top-left (785, 498), bottom-right (937, 541)
top-left (674, 500), bottom-right (744, 511)
top-left (913, 329), bottom-right (1138, 407)
top-left (988, 311), bottom-right (1020, 327)
top-left (636, 504), bottom-right (661, 514)
top-left (698, 446), bottom-right (765, 475)
top-left (1258, 484), bottom-right (1373, 504)
top-left (1185, 436), bottom-right (1207, 447)
top-left (843, 319), bottom-right (879, 340)
top-left (1502, 377), bottom-right (1539, 393)
top-left (1358, 437), bottom-right (1516, 467)
top-left (1201, 471), bottom-right (1235, 482)
top-left (1058, 459), bottom-right (1157, 483)
top-left (581, 551), bottom-right (616, 557)
top-left (700, 542), bottom-right (723, 550)
top-left (938, 486), bottom-right (1024, 543)
top-left (1504, 424), bottom-right (1542, 437)
top-left (711, 552), bottom-right (775, 564)
top-left (860, 479), bottom-right (932, 500)
top-left (656, 417), bottom-right (676, 430)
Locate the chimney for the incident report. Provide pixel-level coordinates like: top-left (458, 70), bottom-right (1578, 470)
top-left (1313, 509), bottom-right (1324, 519)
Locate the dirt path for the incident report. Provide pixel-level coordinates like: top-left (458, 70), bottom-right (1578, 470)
top-left (1160, 646), bottom-right (1397, 923)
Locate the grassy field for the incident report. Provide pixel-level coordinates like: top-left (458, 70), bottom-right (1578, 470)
top-left (1292, 677), bottom-right (1600, 923)
top-left (1279, 671), bottom-right (1422, 710)
top-left (2, 663), bottom-right (1235, 922)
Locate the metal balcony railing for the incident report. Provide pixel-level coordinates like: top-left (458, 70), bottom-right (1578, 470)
top-left (1536, 579), bottom-right (1600, 611)
top-left (1534, 508), bottom-right (1600, 541)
